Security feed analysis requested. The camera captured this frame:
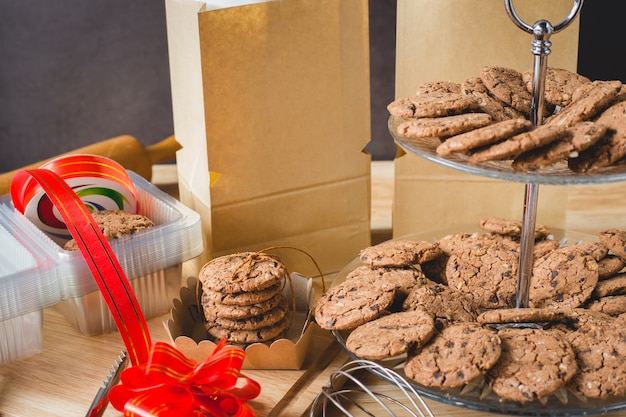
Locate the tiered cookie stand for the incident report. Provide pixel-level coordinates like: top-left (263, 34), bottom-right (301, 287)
top-left (337, 0), bottom-right (626, 415)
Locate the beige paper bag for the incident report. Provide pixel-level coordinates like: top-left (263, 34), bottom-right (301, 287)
top-left (165, 0), bottom-right (371, 277)
top-left (393, 0), bottom-right (581, 237)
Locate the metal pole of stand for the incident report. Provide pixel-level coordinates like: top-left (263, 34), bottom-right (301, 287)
top-left (504, 0), bottom-right (584, 308)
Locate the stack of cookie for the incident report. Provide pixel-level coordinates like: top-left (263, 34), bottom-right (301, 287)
top-left (198, 252), bottom-right (293, 346)
top-left (314, 218), bottom-right (626, 403)
top-left (389, 65), bottom-right (626, 173)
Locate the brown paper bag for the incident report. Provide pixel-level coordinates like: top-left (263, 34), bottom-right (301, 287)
top-left (393, 0), bottom-right (581, 237)
top-left (165, 0), bottom-right (371, 277)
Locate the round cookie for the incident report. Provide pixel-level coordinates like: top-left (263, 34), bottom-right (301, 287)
top-left (547, 80), bottom-right (622, 129)
top-left (570, 241), bottom-right (609, 262)
top-left (512, 121), bottom-right (607, 171)
top-left (568, 100), bottom-right (626, 172)
top-left (207, 312), bottom-right (292, 345)
top-left (488, 327), bottom-right (578, 403)
top-left (529, 245), bottom-right (598, 309)
top-left (593, 273), bottom-right (626, 298)
top-left (470, 122), bottom-right (567, 163)
top-left (415, 80), bottom-right (461, 95)
top-left (345, 309), bottom-right (436, 360)
top-left (599, 228), bottom-right (626, 261)
top-left (565, 313), bottom-right (626, 398)
top-left (202, 282), bottom-right (283, 306)
top-left (314, 278), bottom-right (396, 330)
top-left (387, 92), bottom-right (481, 119)
top-left (64, 210), bottom-right (155, 251)
top-left (395, 113), bottom-right (493, 140)
top-left (597, 255), bottom-right (626, 280)
top-left (477, 307), bottom-right (569, 326)
top-left (585, 295), bottom-right (626, 316)
top-left (199, 252), bottom-right (288, 294)
top-left (436, 118), bottom-right (531, 156)
top-left (480, 66), bottom-right (533, 115)
top-left (402, 283), bottom-right (479, 328)
top-left (202, 292), bottom-right (284, 321)
top-left (522, 67), bottom-right (591, 108)
top-left (212, 296), bottom-right (289, 330)
top-left (437, 231), bottom-right (516, 256)
top-left (345, 265), bottom-right (430, 298)
top-left (461, 76), bottom-right (525, 122)
top-left (404, 322), bottom-right (501, 389)
top-left (445, 236), bottom-right (520, 309)
top-left (359, 239), bottom-right (442, 267)
top-left (479, 217), bottom-right (550, 240)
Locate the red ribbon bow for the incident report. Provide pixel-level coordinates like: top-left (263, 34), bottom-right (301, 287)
top-left (109, 340), bottom-right (260, 417)
top-left (10, 168), bottom-right (261, 416)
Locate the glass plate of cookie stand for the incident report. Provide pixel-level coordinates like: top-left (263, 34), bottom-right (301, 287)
top-left (331, 0), bottom-right (626, 415)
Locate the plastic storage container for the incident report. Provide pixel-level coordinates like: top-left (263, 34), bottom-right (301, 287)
top-left (0, 171), bottom-right (203, 336)
top-left (0, 204), bottom-right (60, 364)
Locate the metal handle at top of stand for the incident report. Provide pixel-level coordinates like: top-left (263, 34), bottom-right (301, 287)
top-left (504, 0), bottom-right (584, 308)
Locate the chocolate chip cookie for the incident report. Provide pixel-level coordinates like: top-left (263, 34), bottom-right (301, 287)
top-left (404, 322), bottom-right (501, 388)
top-left (199, 252), bottom-right (288, 294)
top-left (396, 113), bottom-right (493, 139)
top-left (64, 210), bottom-right (155, 251)
top-left (488, 327), bottom-right (578, 402)
top-left (529, 246), bottom-right (599, 309)
top-left (314, 278), bottom-right (396, 330)
top-left (345, 309), bottom-right (436, 360)
top-left (436, 118), bottom-right (531, 156)
top-left (387, 92), bottom-right (481, 118)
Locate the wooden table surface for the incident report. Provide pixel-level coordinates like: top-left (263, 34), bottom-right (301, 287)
top-left (2, 161), bottom-right (626, 417)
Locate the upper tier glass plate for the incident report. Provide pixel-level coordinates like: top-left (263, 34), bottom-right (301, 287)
top-left (389, 116), bottom-right (626, 185)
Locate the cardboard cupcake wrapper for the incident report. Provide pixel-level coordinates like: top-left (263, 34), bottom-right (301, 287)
top-left (165, 273), bottom-right (316, 370)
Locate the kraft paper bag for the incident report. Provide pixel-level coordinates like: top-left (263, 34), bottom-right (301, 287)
top-left (393, 0), bottom-right (581, 237)
top-left (165, 0), bottom-right (371, 277)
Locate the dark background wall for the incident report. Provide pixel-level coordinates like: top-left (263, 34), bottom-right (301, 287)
top-left (0, 1), bottom-right (623, 173)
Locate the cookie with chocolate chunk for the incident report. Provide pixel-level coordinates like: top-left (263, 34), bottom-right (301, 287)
top-left (346, 265), bottom-right (430, 298)
top-left (477, 307), bottom-right (569, 325)
top-left (546, 80), bottom-right (622, 129)
top-left (479, 217), bottom-right (550, 239)
top-left (202, 293), bottom-right (284, 321)
top-left (387, 92), bottom-right (481, 119)
top-left (402, 283), bottom-right (480, 328)
top-left (207, 312), bottom-right (292, 345)
top-left (345, 310), bottom-right (436, 360)
top-left (470, 122), bottom-right (567, 163)
top-left (64, 210), bottom-right (155, 251)
top-left (585, 295), bottom-right (626, 316)
top-left (199, 252), bottom-right (288, 294)
top-left (593, 273), bottom-right (626, 298)
top-left (489, 327), bottom-right (578, 402)
top-left (211, 295), bottom-right (290, 330)
top-left (359, 239), bottom-right (442, 267)
top-left (461, 76), bottom-right (525, 122)
top-left (480, 66), bottom-right (533, 115)
top-left (445, 235), bottom-right (520, 308)
top-left (529, 245), bottom-right (598, 309)
top-left (415, 80), bottom-right (462, 95)
top-left (599, 228), bottom-right (626, 261)
top-left (314, 278), bottom-right (396, 330)
top-left (523, 67), bottom-right (591, 108)
top-left (565, 312), bottom-right (626, 398)
top-left (404, 322), bottom-right (501, 388)
top-left (568, 101), bottom-right (626, 172)
top-left (436, 118), bottom-right (531, 156)
top-left (396, 113), bottom-right (492, 139)
top-left (598, 255), bottom-right (625, 279)
top-left (512, 121), bottom-right (607, 171)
